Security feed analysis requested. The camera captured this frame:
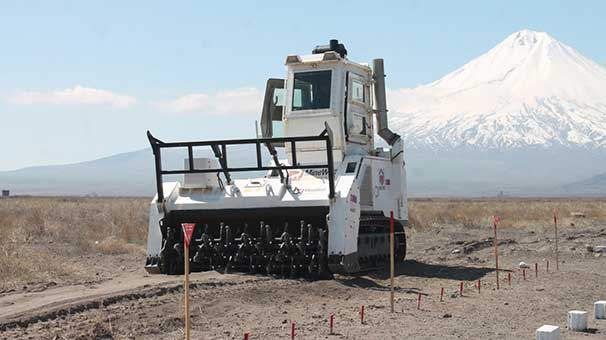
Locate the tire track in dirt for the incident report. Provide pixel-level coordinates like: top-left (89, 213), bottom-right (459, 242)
top-left (0, 275), bottom-right (303, 332)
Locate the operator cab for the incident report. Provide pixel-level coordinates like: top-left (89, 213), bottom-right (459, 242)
top-left (260, 40), bottom-right (375, 166)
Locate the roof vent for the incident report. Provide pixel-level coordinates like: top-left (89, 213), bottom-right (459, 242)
top-left (312, 39), bottom-right (347, 58)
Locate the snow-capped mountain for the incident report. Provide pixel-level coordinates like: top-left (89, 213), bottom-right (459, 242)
top-left (389, 29), bottom-right (606, 149)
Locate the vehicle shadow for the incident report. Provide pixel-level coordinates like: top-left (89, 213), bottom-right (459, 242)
top-left (370, 259), bottom-right (496, 281)
top-left (336, 276), bottom-right (422, 293)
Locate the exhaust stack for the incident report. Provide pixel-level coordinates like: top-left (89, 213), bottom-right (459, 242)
top-left (372, 58), bottom-right (400, 145)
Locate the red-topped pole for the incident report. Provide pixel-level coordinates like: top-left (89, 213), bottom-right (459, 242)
top-left (554, 209), bottom-right (559, 271)
top-left (181, 223), bottom-right (196, 340)
top-left (390, 211), bottom-right (395, 313)
top-left (360, 305), bottom-right (365, 324)
top-left (493, 215), bottom-right (500, 290)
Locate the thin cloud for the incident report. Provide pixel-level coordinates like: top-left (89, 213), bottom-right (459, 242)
top-left (9, 85), bottom-right (137, 108)
top-left (154, 87), bottom-right (263, 116)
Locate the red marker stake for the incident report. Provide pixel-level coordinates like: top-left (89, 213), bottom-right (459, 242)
top-left (508, 272), bottom-right (511, 286)
top-left (291, 322), bottom-right (295, 340)
top-left (460, 282), bottom-right (464, 297)
top-left (389, 211), bottom-right (395, 313)
top-left (417, 293), bottom-right (422, 310)
top-left (440, 287), bottom-right (444, 302)
top-left (477, 279), bottom-right (481, 294)
top-left (360, 305), bottom-right (364, 324)
top-left (329, 314), bottom-right (334, 334)
top-left (493, 216), bottom-right (501, 290)
top-left (244, 333), bottom-right (249, 340)
top-left (535, 263), bottom-right (538, 278)
top-left (554, 209), bottom-right (559, 271)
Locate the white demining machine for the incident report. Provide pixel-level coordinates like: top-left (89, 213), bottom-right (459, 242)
top-left (145, 40), bottom-right (408, 278)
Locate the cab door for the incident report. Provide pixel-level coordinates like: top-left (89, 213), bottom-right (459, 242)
top-left (345, 72), bottom-right (371, 145)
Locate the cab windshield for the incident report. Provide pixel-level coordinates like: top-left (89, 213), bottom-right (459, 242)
top-left (292, 70), bottom-right (332, 111)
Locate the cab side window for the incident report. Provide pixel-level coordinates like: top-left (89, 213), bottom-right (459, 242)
top-left (352, 79), bottom-right (365, 103)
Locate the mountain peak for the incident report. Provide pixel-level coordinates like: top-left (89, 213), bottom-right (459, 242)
top-left (389, 30), bottom-right (606, 150)
top-left (506, 29), bottom-right (554, 47)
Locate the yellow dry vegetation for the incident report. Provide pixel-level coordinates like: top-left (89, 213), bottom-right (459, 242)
top-left (0, 197), bottom-right (148, 287)
top-left (408, 197), bottom-right (606, 231)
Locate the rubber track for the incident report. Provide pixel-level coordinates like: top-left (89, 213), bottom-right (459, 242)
top-left (357, 212), bottom-right (406, 271)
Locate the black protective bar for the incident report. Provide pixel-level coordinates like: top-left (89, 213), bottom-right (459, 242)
top-left (290, 141), bottom-right (297, 166)
top-left (187, 146), bottom-right (194, 171)
top-left (264, 142), bottom-right (285, 183)
top-left (210, 144), bottom-right (232, 184)
top-left (146, 130), bottom-right (336, 203)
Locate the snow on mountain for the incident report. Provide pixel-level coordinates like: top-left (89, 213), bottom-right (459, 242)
top-left (388, 29), bottom-right (606, 149)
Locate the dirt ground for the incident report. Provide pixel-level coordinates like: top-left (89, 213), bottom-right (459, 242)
top-left (1, 198), bottom-right (606, 339)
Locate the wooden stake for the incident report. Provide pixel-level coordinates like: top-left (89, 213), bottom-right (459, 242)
top-left (493, 215), bottom-right (500, 290)
top-left (508, 272), bottom-right (511, 286)
top-left (460, 282), bottom-right (464, 296)
top-left (417, 293), bottom-right (422, 310)
top-left (547, 260), bottom-right (549, 273)
top-left (554, 209), bottom-right (559, 271)
top-left (440, 287), bottom-right (444, 302)
top-left (535, 263), bottom-right (538, 278)
top-left (389, 211), bottom-right (395, 313)
top-left (184, 242), bottom-right (190, 340)
top-left (523, 269), bottom-right (526, 280)
top-left (181, 223), bottom-right (195, 340)
top-left (477, 279), bottom-right (481, 294)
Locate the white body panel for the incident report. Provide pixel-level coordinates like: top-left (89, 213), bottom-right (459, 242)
top-left (182, 158), bottom-right (219, 189)
top-left (147, 152), bottom-right (407, 260)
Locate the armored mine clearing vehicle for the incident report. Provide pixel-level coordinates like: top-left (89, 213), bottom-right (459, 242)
top-left (145, 40), bottom-right (408, 278)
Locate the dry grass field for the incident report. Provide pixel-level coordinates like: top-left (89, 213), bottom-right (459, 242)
top-left (409, 197), bottom-right (606, 230)
top-left (0, 197), bottom-right (147, 289)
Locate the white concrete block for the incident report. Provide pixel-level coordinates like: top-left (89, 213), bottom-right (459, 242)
top-left (536, 325), bottom-right (559, 340)
top-left (595, 301), bottom-right (606, 320)
top-left (567, 310), bottom-right (588, 331)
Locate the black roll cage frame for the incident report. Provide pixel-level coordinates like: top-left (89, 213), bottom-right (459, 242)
top-left (147, 127), bottom-right (336, 203)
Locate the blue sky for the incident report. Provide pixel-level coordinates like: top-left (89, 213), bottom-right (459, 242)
top-left (1, 0), bottom-right (605, 170)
